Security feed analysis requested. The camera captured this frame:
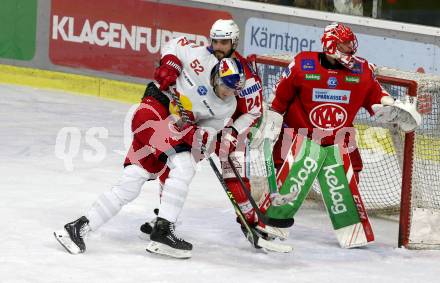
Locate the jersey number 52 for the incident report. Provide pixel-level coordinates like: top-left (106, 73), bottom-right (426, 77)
top-left (190, 59), bottom-right (204, 75)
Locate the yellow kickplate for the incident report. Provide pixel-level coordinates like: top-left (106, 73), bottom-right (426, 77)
top-left (0, 64), bottom-right (144, 104)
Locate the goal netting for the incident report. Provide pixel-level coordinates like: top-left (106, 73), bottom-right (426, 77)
top-left (247, 54), bottom-right (440, 249)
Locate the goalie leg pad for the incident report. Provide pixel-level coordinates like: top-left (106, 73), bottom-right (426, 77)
top-left (317, 145), bottom-right (374, 248)
top-left (265, 135), bottom-right (327, 219)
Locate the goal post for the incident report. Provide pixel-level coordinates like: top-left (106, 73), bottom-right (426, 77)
top-left (247, 53), bottom-right (440, 249)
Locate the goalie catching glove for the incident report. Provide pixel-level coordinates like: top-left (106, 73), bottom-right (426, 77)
top-left (251, 107), bottom-right (284, 149)
top-left (372, 96), bottom-right (422, 132)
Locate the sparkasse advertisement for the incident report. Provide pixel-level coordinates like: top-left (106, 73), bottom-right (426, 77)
top-left (49, 0), bottom-right (231, 79)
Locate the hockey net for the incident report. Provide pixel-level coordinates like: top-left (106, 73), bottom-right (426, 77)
top-left (247, 54), bottom-right (440, 249)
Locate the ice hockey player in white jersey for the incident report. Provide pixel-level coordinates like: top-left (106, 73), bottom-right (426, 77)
top-left (53, 55), bottom-right (246, 259)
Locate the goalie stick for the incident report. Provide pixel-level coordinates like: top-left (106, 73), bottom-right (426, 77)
top-left (167, 87), bottom-right (292, 253)
top-left (227, 156), bottom-right (294, 228)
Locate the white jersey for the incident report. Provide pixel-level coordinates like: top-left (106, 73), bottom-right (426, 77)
top-left (161, 37), bottom-right (237, 132)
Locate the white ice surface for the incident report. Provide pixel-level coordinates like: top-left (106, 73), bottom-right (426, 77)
top-left (1, 84), bottom-right (440, 283)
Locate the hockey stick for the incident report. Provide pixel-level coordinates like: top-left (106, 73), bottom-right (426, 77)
top-left (208, 157), bottom-right (260, 248)
top-left (227, 156), bottom-right (293, 228)
top-left (210, 156), bottom-right (292, 253)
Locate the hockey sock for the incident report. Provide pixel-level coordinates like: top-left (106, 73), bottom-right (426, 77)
top-left (226, 178), bottom-right (256, 224)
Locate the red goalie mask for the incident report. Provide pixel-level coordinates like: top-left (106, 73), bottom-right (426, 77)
top-left (321, 23), bottom-right (359, 69)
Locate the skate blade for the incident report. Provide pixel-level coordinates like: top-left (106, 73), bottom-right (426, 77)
top-left (256, 237), bottom-right (293, 253)
top-left (146, 241), bottom-right (191, 259)
top-left (256, 225), bottom-right (290, 240)
top-left (53, 230), bottom-right (82, 255)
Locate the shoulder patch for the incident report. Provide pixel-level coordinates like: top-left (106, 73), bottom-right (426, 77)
top-left (351, 62), bottom-right (363, 74)
top-left (301, 59), bottom-right (316, 71)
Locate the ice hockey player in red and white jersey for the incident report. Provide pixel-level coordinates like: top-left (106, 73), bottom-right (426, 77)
top-left (252, 23), bottom-right (421, 245)
top-left (256, 22), bottom-right (421, 181)
top-left (53, 55), bottom-right (246, 259)
top-left (139, 19), bottom-right (287, 246)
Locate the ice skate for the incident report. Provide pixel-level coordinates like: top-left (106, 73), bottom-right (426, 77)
top-left (146, 217), bottom-right (192, 259)
top-left (54, 216), bottom-right (90, 254)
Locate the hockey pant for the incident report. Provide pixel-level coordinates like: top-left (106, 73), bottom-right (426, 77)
top-left (86, 152), bottom-right (196, 231)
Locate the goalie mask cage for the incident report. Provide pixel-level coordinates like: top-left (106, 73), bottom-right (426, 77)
top-left (247, 54), bottom-right (440, 249)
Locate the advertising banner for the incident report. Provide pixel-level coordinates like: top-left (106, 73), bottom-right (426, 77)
top-left (50, 0), bottom-right (231, 79)
top-left (0, 0), bottom-right (37, 60)
top-left (244, 17), bottom-right (440, 75)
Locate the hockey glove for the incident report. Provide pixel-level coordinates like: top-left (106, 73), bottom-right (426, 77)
top-left (181, 124), bottom-right (216, 153)
top-left (372, 96), bottom-right (422, 133)
top-left (251, 108), bottom-right (283, 149)
top-left (154, 54), bottom-right (182, 91)
top-left (218, 126), bottom-right (239, 161)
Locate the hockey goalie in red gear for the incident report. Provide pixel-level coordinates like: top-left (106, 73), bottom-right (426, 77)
top-left (263, 22), bottom-right (420, 176)
top-left (258, 22), bottom-right (391, 178)
top-left (252, 22), bottom-right (421, 248)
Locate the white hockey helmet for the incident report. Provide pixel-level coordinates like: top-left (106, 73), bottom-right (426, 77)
top-left (210, 19), bottom-right (240, 49)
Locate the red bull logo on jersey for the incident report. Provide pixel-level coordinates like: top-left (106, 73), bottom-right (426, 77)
top-left (309, 103), bottom-right (347, 131)
top-left (312, 88), bottom-right (351, 104)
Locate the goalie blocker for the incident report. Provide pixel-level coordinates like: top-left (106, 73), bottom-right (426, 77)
top-left (259, 134), bottom-right (374, 248)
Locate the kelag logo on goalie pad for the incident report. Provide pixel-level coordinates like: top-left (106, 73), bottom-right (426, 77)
top-left (265, 136), bottom-right (327, 219)
top-left (285, 157), bottom-right (318, 199)
top-left (321, 163), bottom-right (349, 215)
top-left (318, 146), bottom-right (360, 230)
